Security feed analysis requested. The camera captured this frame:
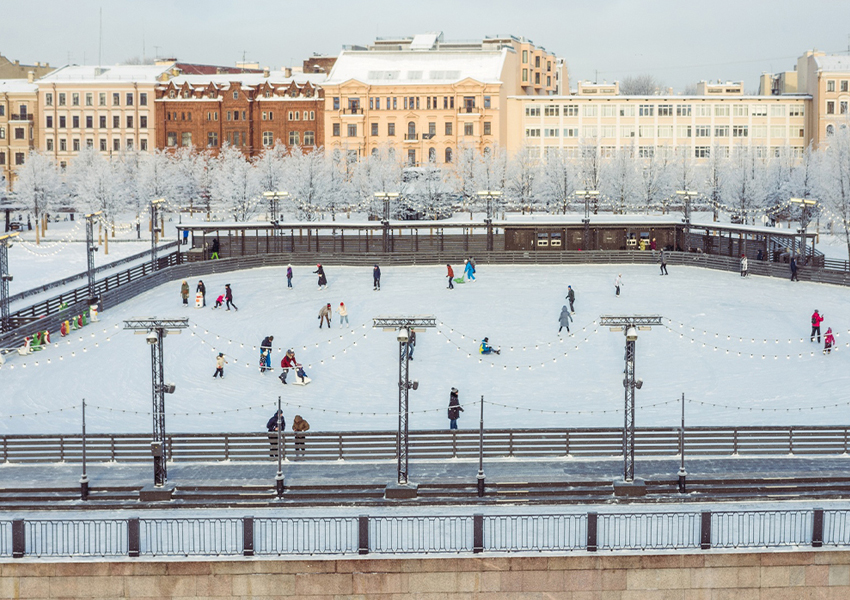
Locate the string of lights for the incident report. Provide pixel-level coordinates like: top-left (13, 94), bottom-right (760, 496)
top-left (663, 323), bottom-right (846, 359)
top-left (0, 323), bottom-right (123, 370)
top-left (665, 318), bottom-right (844, 346)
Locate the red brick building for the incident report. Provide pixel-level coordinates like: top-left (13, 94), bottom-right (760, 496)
top-left (154, 71), bottom-right (325, 157)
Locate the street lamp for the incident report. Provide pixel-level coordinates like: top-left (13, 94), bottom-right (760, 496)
top-left (477, 190), bottom-right (502, 251)
top-left (574, 190), bottom-right (599, 251)
top-left (263, 190), bottom-right (289, 222)
top-left (85, 212), bottom-right (102, 302)
top-left (789, 197), bottom-right (818, 262)
top-left (0, 232), bottom-right (19, 333)
top-left (150, 199), bottom-right (165, 272)
top-left (676, 190), bottom-right (698, 251)
top-left (374, 192), bottom-right (399, 253)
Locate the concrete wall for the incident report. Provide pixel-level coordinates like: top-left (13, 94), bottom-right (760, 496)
top-left (3, 552), bottom-right (850, 598)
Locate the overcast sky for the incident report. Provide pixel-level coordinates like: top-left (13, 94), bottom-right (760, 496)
top-left (3, 0), bottom-right (850, 91)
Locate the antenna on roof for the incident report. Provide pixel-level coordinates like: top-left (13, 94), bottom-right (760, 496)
top-left (98, 7), bottom-right (102, 67)
top-left (241, 51), bottom-right (246, 73)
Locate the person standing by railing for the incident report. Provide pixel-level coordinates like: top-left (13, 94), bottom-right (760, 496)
top-left (740, 255), bottom-right (748, 278)
top-left (210, 238), bottom-right (220, 260)
top-left (266, 409), bottom-right (284, 458)
top-left (448, 388), bottom-right (463, 430)
top-left (292, 415), bottom-right (310, 459)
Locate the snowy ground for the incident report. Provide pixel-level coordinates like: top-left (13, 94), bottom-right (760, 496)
top-left (2, 262), bottom-right (849, 435)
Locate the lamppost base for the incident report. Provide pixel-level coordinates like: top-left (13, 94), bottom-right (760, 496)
top-left (476, 472), bottom-right (485, 497)
top-left (275, 473), bottom-right (285, 498)
top-left (613, 478), bottom-right (646, 497)
top-left (677, 468), bottom-right (687, 494)
top-left (385, 481), bottom-right (419, 499)
top-left (139, 484), bottom-right (175, 502)
top-left (80, 475), bottom-right (89, 501)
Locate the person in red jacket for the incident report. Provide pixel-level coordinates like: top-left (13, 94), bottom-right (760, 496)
top-left (280, 349), bottom-right (307, 384)
top-left (811, 310), bottom-right (824, 343)
top-left (824, 328), bottom-right (836, 355)
top-left (446, 264), bottom-right (454, 289)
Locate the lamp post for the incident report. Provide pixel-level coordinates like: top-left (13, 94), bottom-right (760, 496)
top-left (150, 199), bottom-right (165, 272)
top-left (477, 190), bottom-right (501, 251)
top-left (374, 192), bottom-right (399, 253)
top-left (262, 190), bottom-right (289, 222)
top-left (0, 232), bottom-right (19, 333)
top-left (789, 197), bottom-right (817, 263)
top-left (676, 190), bottom-right (698, 252)
top-left (574, 190), bottom-right (599, 251)
top-left (85, 212), bottom-right (102, 302)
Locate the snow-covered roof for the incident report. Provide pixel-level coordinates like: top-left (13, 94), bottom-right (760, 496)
top-left (815, 55), bottom-right (850, 73)
top-left (162, 71), bottom-right (326, 90)
top-left (324, 48), bottom-right (508, 86)
top-left (37, 64), bottom-right (171, 83)
top-left (509, 94), bottom-right (811, 101)
top-left (0, 79), bottom-right (37, 94)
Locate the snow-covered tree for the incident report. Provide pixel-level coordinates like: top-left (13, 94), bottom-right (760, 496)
top-left (451, 143), bottom-right (479, 213)
top-left (820, 125), bottom-right (850, 260)
top-left (699, 144), bottom-right (727, 222)
top-left (283, 147), bottom-right (334, 221)
top-left (473, 145), bottom-right (508, 215)
top-left (538, 150), bottom-right (577, 214)
top-left (403, 159), bottom-right (450, 219)
top-left (356, 145), bottom-right (404, 219)
top-left (137, 149), bottom-right (176, 209)
top-left (13, 150), bottom-right (63, 238)
top-left (66, 148), bottom-right (120, 219)
top-left (506, 146), bottom-right (540, 213)
top-left (578, 138), bottom-right (602, 213)
top-left (725, 146), bottom-right (766, 224)
top-left (210, 144), bottom-right (262, 222)
top-left (638, 148), bottom-right (673, 214)
top-left (252, 143), bottom-right (286, 219)
top-left (671, 146), bottom-right (698, 219)
top-left (602, 148), bottom-right (638, 214)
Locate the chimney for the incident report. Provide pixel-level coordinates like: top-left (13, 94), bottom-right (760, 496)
top-left (263, 67), bottom-right (270, 78)
top-left (285, 67), bottom-right (292, 78)
top-left (27, 71), bottom-right (35, 83)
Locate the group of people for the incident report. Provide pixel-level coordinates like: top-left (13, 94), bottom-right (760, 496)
top-left (266, 410), bottom-right (310, 458)
top-left (811, 309), bottom-right (836, 355)
top-left (181, 280), bottom-right (237, 311)
top-left (257, 340), bottom-right (310, 384)
top-left (445, 258), bottom-right (477, 289)
top-left (318, 302), bottom-right (349, 328)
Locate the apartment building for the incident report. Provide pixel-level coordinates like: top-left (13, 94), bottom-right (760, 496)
top-left (507, 81), bottom-right (809, 160)
top-left (0, 53), bottom-right (53, 80)
top-left (0, 79), bottom-right (38, 187)
top-left (155, 70), bottom-right (326, 156)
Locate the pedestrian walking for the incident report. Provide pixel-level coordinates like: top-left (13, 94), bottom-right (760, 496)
top-left (464, 258), bottom-right (476, 281)
top-left (180, 280), bottom-right (190, 305)
top-left (286, 264), bottom-right (293, 289)
top-left (224, 284), bottom-right (238, 311)
top-left (337, 302), bottom-right (349, 328)
top-left (260, 335), bottom-right (274, 373)
top-left (373, 264), bottom-right (381, 290)
top-left (196, 280), bottom-right (206, 306)
top-left (566, 285), bottom-right (575, 313)
top-left (791, 256), bottom-right (799, 281)
top-left (824, 328), bottom-right (836, 355)
top-left (446, 264), bottom-right (454, 289)
top-left (319, 303), bottom-right (332, 329)
top-left (266, 409), bottom-right (284, 458)
top-left (660, 250), bottom-right (668, 275)
top-left (740, 254), bottom-right (748, 277)
top-left (448, 388), bottom-right (463, 430)
top-left (614, 274), bottom-right (623, 297)
top-left (559, 305), bottom-right (573, 333)
top-left (213, 352), bottom-right (227, 378)
top-left (314, 264), bottom-right (327, 289)
top-left (292, 415), bottom-right (310, 459)
top-left (210, 238), bottom-right (220, 260)
top-left (811, 309), bottom-right (824, 343)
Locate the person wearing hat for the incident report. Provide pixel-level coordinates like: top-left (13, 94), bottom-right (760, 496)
top-left (373, 264), bottom-right (381, 290)
top-left (740, 254), bottom-right (748, 277)
top-left (225, 284), bottom-right (237, 311)
top-left (260, 335), bottom-right (274, 373)
top-left (280, 349), bottom-right (307, 384)
top-left (824, 328), bottom-right (836, 355)
top-left (479, 337), bottom-right (500, 355)
top-left (446, 264), bottom-right (454, 289)
top-left (266, 409), bottom-right (284, 458)
top-left (286, 264), bottom-right (294, 289)
top-left (292, 415), bottom-right (310, 458)
top-left (213, 353), bottom-right (227, 378)
top-left (337, 302), bottom-right (349, 328)
top-left (448, 388), bottom-right (463, 430)
top-left (180, 280), bottom-right (190, 305)
top-left (319, 303), bottom-right (332, 329)
top-left (196, 280), bottom-right (206, 306)
top-left (566, 285), bottom-right (575, 313)
top-left (314, 264), bottom-right (327, 289)
top-left (811, 309), bottom-right (824, 343)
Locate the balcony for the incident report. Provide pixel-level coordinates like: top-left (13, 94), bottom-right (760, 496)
top-left (9, 114), bottom-right (33, 122)
top-left (422, 132), bottom-right (436, 140)
top-left (403, 133), bottom-right (419, 142)
top-left (458, 107), bottom-right (482, 119)
top-left (341, 107), bottom-right (364, 118)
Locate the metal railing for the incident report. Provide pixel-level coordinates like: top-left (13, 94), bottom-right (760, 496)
top-left (2, 508), bottom-right (843, 558)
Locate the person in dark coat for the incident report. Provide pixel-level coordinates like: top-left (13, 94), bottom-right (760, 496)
top-left (373, 264), bottom-right (381, 290)
top-left (286, 265), bottom-right (293, 289)
top-left (558, 305), bottom-right (573, 333)
top-left (790, 256), bottom-right (799, 281)
top-left (659, 250), bottom-right (668, 275)
top-left (566, 285), bottom-right (575, 313)
top-left (448, 388), bottom-right (463, 430)
top-left (224, 284), bottom-right (237, 311)
top-left (196, 280), bottom-right (206, 306)
top-left (260, 335), bottom-right (274, 373)
top-left (314, 264), bottom-right (327, 289)
top-left (210, 238), bottom-right (220, 260)
top-left (266, 409), bottom-right (285, 457)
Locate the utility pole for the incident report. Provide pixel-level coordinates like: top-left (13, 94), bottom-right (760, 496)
top-left (676, 190), bottom-right (698, 252)
top-left (575, 190), bottom-right (599, 250)
top-left (0, 232), bottom-right (19, 333)
top-left (477, 190), bottom-right (501, 252)
top-left (374, 192), bottom-right (398, 253)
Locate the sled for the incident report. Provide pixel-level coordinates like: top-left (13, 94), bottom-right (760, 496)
top-left (291, 376), bottom-right (312, 386)
top-left (453, 277), bottom-right (466, 284)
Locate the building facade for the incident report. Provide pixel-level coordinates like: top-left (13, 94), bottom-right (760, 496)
top-left (0, 54), bottom-right (53, 80)
top-left (0, 79), bottom-right (38, 187)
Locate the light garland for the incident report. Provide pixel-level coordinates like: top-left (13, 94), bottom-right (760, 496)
top-left (664, 323), bottom-right (846, 359)
top-left (666, 318), bottom-right (844, 346)
top-left (0, 323), bottom-right (122, 370)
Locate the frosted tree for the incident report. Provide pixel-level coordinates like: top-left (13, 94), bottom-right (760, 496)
top-left (638, 148), bottom-right (673, 214)
top-left (539, 150), bottom-right (577, 214)
top-left (283, 147), bottom-right (334, 221)
top-left (698, 144), bottom-right (726, 222)
top-left (137, 149), bottom-right (176, 211)
top-left (252, 143), bottom-right (286, 219)
top-left (602, 148), bottom-right (638, 214)
top-left (451, 143), bottom-right (479, 213)
top-left (210, 144), bottom-right (262, 222)
top-left (403, 158), bottom-right (449, 220)
top-left (578, 138), bottom-right (602, 213)
top-left (66, 148), bottom-right (120, 220)
top-left (671, 146), bottom-right (698, 220)
top-left (171, 147), bottom-right (208, 217)
top-left (725, 147), bottom-right (766, 225)
top-left (13, 150), bottom-right (63, 241)
top-left (820, 126), bottom-right (850, 260)
top-left (473, 145), bottom-right (508, 215)
top-left (506, 146), bottom-right (540, 214)
top-left (356, 145), bottom-right (404, 219)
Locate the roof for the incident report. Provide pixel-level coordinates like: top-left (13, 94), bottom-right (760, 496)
top-left (0, 79), bottom-right (38, 94)
top-left (814, 55), bottom-right (850, 73)
top-left (324, 48), bottom-right (508, 86)
top-left (162, 71), bottom-right (327, 89)
top-left (37, 64), bottom-right (171, 83)
top-left (174, 63), bottom-right (262, 75)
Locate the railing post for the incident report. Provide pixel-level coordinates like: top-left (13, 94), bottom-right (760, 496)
top-left (127, 517), bottom-right (140, 557)
top-left (700, 511), bottom-right (712, 550)
top-left (586, 512), bottom-right (598, 552)
top-left (12, 519), bottom-right (24, 558)
top-left (358, 515), bottom-right (369, 555)
top-left (243, 516), bottom-right (254, 556)
top-left (473, 513), bottom-right (484, 553)
top-left (812, 508), bottom-right (824, 548)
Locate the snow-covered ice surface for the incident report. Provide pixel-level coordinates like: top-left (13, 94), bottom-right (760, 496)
top-left (2, 262), bottom-right (848, 435)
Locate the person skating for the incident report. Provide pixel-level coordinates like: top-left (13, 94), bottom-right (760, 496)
top-left (180, 280), bottom-right (190, 305)
top-left (286, 264), bottom-right (293, 289)
top-left (292, 415), bottom-right (310, 459)
top-left (214, 294), bottom-right (224, 309)
top-left (790, 256), bottom-right (799, 281)
top-left (280, 349), bottom-right (307, 384)
top-left (659, 250), bottom-right (668, 275)
top-left (740, 254), bottom-right (748, 277)
top-left (260, 335), bottom-right (274, 373)
top-left (566, 285), bottom-right (575, 313)
top-left (318, 303), bottom-right (332, 329)
top-left (373, 264), bottom-right (381, 290)
top-left (448, 388), bottom-right (463, 430)
top-left (811, 310), bottom-right (824, 343)
top-left (559, 305), bottom-right (573, 333)
top-left (314, 264), bottom-right (327, 289)
top-left (225, 284), bottom-right (237, 311)
top-left (266, 409), bottom-right (284, 458)
top-left (479, 337), bottom-right (501, 355)
top-left (196, 280), bottom-right (206, 306)
top-left (464, 258), bottom-right (476, 281)
top-left (614, 274), bottom-right (623, 297)
top-left (213, 352), bottom-right (227, 378)
top-left (446, 264), bottom-right (454, 289)
top-left (824, 328), bottom-right (836, 355)
top-left (210, 238), bottom-right (220, 260)
top-left (337, 302), bottom-right (349, 328)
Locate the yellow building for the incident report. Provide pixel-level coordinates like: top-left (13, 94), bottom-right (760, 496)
top-left (322, 33), bottom-right (562, 164)
top-left (0, 79), bottom-right (38, 187)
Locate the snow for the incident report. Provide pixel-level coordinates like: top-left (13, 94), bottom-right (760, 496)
top-left (2, 261), bottom-right (849, 436)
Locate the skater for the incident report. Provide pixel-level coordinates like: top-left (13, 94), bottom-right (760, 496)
top-left (566, 285), bottom-right (575, 313)
top-left (214, 294), bottom-right (224, 309)
top-left (292, 415), bottom-right (310, 458)
top-left (448, 388), bottom-right (463, 430)
top-left (260, 335), bottom-right (274, 373)
top-left (464, 258), bottom-right (476, 281)
top-left (319, 303), bottom-right (332, 329)
top-left (373, 264), bottom-right (381, 290)
top-left (180, 280), bottom-right (190, 305)
top-left (266, 409), bottom-right (284, 458)
top-left (740, 254), bottom-right (748, 277)
top-left (614, 274), bottom-right (623, 297)
top-left (213, 352), bottom-right (227, 378)
top-left (314, 264), bottom-right (327, 289)
top-left (407, 329), bottom-right (416, 360)
top-left (446, 264), bottom-right (454, 289)
top-left (790, 256), bottom-right (799, 281)
top-left (824, 328), bottom-right (835, 355)
top-left (559, 305), bottom-right (573, 333)
top-left (660, 250), bottom-right (668, 275)
top-left (210, 238), bottom-right (220, 260)
top-left (280, 349), bottom-right (308, 384)
top-left (337, 302), bottom-right (349, 328)
top-left (811, 310), bottom-right (824, 343)
top-left (225, 284), bottom-right (237, 311)
top-left (479, 337), bottom-right (501, 355)
top-left (196, 280), bottom-right (206, 306)
top-left (286, 264), bottom-right (293, 289)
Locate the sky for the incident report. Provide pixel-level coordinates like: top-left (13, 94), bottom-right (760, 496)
top-left (3, 0), bottom-right (850, 92)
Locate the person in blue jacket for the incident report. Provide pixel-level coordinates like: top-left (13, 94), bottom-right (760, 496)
top-left (373, 264), bottom-right (381, 290)
top-left (479, 337), bottom-right (500, 355)
top-left (464, 258), bottom-right (476, 281)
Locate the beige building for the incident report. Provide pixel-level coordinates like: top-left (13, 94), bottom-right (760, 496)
top-left (0, 53), bottom-right (53, 80)
top-left (35, 65), bottom-right (173, 166)
top-left (507, 82), bottom-right (809, 160)
top-left (0, 79), bottom-right (38, 187)
top-left (322, 33), bottom-right (562, 164)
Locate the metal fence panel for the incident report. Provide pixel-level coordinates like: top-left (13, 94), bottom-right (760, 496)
top-left (254, 517), bottom-right (358, 555)
top-left (484, 514), bottom-right (585, 552)
top-left (0, 520), bottom-right (11, 557)
top-left (370, 516), bottom-right (473, 554)
top-left (711, 510), bottom-right (812, 548)
top-left (821, 510), bottom-right (850, 546)
top-left (597, 512), bottom-right (701, 551)
top-left (140, 518), bottom-right (242, 556)
top-left (25, 519), bottom-right (127, 557)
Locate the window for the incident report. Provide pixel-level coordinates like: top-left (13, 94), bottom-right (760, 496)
top-left (166, 132), bottom-right (177, 147)
top-left (113, 115), bottom-right (120, 128)
top-left (657, 125), bottom-right (673, 138)
top-left (714, 105), bottom-right (729, 117)
top-left (484, 96), bottom-right (491, 108)
top-left (263, 131), bottom-right (274, 147)
top-left (639, 125), bottom-right (654, 138)
top-left (13, 127), bottom-right (24, 140)
top-left (563, 127), bottom-right (578, 137)
top-left (59, 138), bottom-right (67, 151)
top-left (714, 126), bottom-right (729, 137)
top-left (99, 115), bottom-right (106, 128)
top-left (59, 116), bottom-right (66, 128)
top-left (525, 106), bottom-right (540, 117)
top-left (564, 104), bottom-right (579, 116)
top-left (113, 138), bottom-right (120, 151)
top-left (695, 125), bottom-right (711, 137)
top-left (621, 125), bottom-right (635, 138)
top-left (732, 125), bottom-right (748, 137)
top-left (72, 93), bottom-right (79, 106)
top-left (126, 115), bottom-right (134, 128)
top-left (544, 128), bottom-right (559, 138)
top-left (535, 56), bottom-right (540, 68)
top-left (525, 128), bottom-right (540, 138)
top-left (99, 93), bottom-right (106, 106)
top-left (733, 104), bottom-right (748, 117)
top-left (140, 93), bottom-right (147, 106)
top-left (790, 104), bottom-right (804, 117)
top-left (181, 132), bottom-right (192, 147)
top-left (639, 104), bottom-right (654, 117)
top-left (677, 125), bottom-right (692, 138)
top-left (522, 50), bottom-right (528, 63)
top-left (113, 93), bottom-right (120, 106)
top-left (123, 93), bottom-right (132, 106)
top-left (445, 148), bottom-right (452, 163)
top-left (464, 122), bottom-right (473, 136)
top-left (205, 132), bottom-right (218, 147)
top-left (371, 122), bottom-right (378, 136)
top-left (752, 125), bottom-right (767, 138)
top-left (232, 92), bottom-right (238, 100)
top-left (658, 104), bottom-right (672, 117)
top-left (826, 101), bottom-right (835, 115)
top-left (85, 93), bottom-right (93, 106)
top-left (841, 101), bottom-right (848, 115)
top-left (86, 138), bottom-right (93, 148)
top-left (99, 139), bottom-right (107, 151)
top-left (842, 81), bottom-right (849, 93)
top-left (544, 105), bottom-right (559, 117)
top-left (46, 138), bottom-right (54, 151)
top-left (394, 97), bottom-right (399, 109)
top-left (827, 124), bottom-right (835, 136)
top-left (582, 126), bottom-right (597, 137)
top-left (347, 124), bottom-right (357, 137)
top-left (140, 139), bottom-right (147, 151)
top-left (827, 80), bottom-right (836, 92)
top-left (601, 125), bottom-right (616, 138)
top-left (72, 115), bottom-right (80, 128)
top-left (72, 139), bottom-right (80, 151)
top-left (444, 122), bottom-right (451, 136)
top-left (484, 122), bottom-right (492, 136)
top-left (429, 147), bottom-right (436, 162)
top-left (407, 149), bottom-right (416, 165)
top-left (770, 105), bottom-right (786, 117)
top-left (751, 104), bottom-right (767, 117)
top-left (85, 116), bottom-right (93, 128)
top-left (15, 152), bottom-right (25, 165)
top-left (601, 105), bottom-right (616, 117)
top-left (45, 93), bottom-right (53, 106)
top-left (333, 97), bottom-right (340, 110)
top-left (428, 122), bottom-right (436, 137)
top-left (676, 104), bottom-right (691, 117)
top-left (582, 105), bottom-right (598, 117)
top-left (522, 69), bottom-right (528, 83)
top-left (304, 131), bottom-right (315, 145)
top-left (638, 146), bottom-right (654, 158)
top-left (126, 138), bottom-right (133, 150)
top-left (140, 115), bottom-right (147, 128)
top-left (46, 115), bottom-right (54, 128)
top-left (694, 146), bottom-right (710, 158)
top-left (770, 125), bottom-right (786, 138)
top-left (388, 122), bottom-right (396, 136)
top-left (58, 93), bottom-right (66, 106)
